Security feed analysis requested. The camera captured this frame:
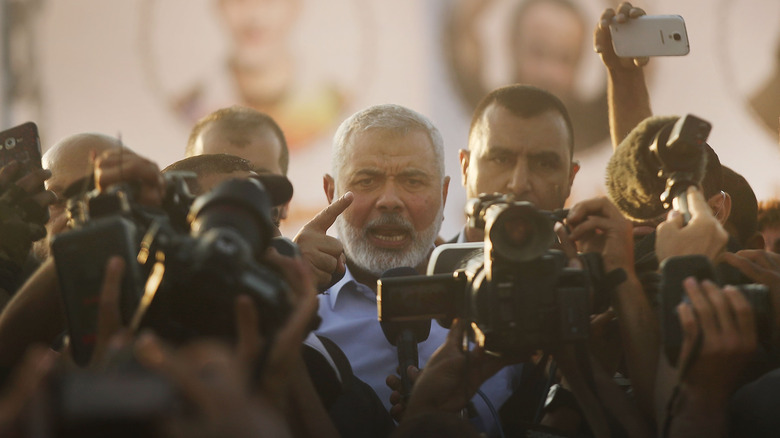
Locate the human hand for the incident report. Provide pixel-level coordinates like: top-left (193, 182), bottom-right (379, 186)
top-left (240, 248), bottom-right (319, 404)
top-left (594, 2), bottom-right (649, 70)
top-left (660, 280), bottom-right (756, 438)
top-left (386, 365), bottom-right (421, 422)
top-left (677, 279), bottom-right (757, 399)
top-left (566, 196), bottom-right (635, 274)
top-left (135, 333), bottom-right (292, 438)
top-left (723, 249), bottom-right (780, 290)
top-left (0, 345), bottom-right (58, 436)
top-left (93, 148), bottom-right (165, 207)
top-left (655, 187), bottom-right (729, 264)
top-left (293, 192), bottom-right (353, 289)
top-left (403, 319), bottom-right (508, 421)
top-left (0, 161), bottom-right (56, 267)
top-left (723, 249), bottom-right (780, 341)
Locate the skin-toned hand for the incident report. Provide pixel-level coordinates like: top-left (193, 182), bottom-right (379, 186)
top-left (723, 249), bottom-right (780, 290)
top-left (594, 2), bottom-right (649, 69)
top-left (723, 249), bottom-right (780, 343)
top-left (677, 279), bottom-right (757, 394)
top-left (135, 333), bottom-right (292, 438)
top-left (0, 161), bottom-right (57, 216)
top-left (655, 187), bottom-right (729, 264)
top-left (566, 196), bottom-right (635, 274)
top-left (402, 319), bottom-right (508, 422)
top-left (93, 149), bottom-right (165, 207)
top-left (664, 279), bottom-right (758, 438)
top-left (386, 365), bottom-right (420, 422)
top-left (0, 345), bottom-right (58, 436)
top-left (0, 161), bottom-right (57, 267)
top-left (293, 191), bottom-right (353, 289)
top-left (134, 248), bottom-right (328, 438)
top-left (238, 248), bottom-right (319, 403)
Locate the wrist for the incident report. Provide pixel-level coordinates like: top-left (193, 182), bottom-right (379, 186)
top-left (607, 65), bottom-right (646, 80)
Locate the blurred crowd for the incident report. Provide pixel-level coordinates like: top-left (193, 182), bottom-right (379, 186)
top-left (0, 2), bottom-right (778, 437)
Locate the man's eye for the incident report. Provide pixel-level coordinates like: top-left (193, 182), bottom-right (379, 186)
top-left (356, 178), bottom-right (374, 187)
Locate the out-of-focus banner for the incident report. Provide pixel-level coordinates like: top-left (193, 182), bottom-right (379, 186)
top-left (2, 0), bottom-right (779, 238)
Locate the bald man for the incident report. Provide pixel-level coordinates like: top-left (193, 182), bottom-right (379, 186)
top-left (33, 133), bottom-right (124, 260)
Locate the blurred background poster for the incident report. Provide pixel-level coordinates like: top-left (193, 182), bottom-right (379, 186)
top-left (2, 0), bottom-right (779, 237)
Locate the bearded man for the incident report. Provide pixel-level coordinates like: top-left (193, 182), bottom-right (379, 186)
top-left (304, 104), bottom-right (516, 435)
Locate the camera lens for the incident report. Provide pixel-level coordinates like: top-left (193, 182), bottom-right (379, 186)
top-left (673, 33), bottom-right (681, 41)
top-left (4, 138), bottom-right (15, 149)
top-left (503, 217), bottom-right (533, 248)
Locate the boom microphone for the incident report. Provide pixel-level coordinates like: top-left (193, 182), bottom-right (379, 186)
top-left (606, 115), bottom-right (712, 221)
top-left (378, 267), bottom-right (431, 401)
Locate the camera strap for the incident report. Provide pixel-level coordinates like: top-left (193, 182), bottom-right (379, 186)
top-left (603, 268), bottom-right (628, 296)
top-left (574, 342), bottom-right (630, 438)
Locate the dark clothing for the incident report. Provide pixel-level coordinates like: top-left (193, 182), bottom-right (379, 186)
top-left (305, 335), bottom-right (395, 438)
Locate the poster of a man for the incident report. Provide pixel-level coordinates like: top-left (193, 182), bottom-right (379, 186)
top-left (169, 0), bottom-right (362, 152)
top-left (446, 0), bottom-right (610, 154)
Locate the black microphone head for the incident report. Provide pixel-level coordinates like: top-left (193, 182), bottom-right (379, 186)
top-left (607, 115), bottom-right (678, 221)
top-left (378, 267), bottom-right (431, 345)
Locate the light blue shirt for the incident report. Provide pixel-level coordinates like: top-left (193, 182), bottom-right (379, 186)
top-left (316, 266), bottom-right (521, 437)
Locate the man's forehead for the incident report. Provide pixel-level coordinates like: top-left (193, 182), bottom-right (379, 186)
top-left (200, 125), bottom-right (283, 174)
top-left (471, 104), bottom-right (571, 156)
top-left (345, 129), bottom-right (436, 166)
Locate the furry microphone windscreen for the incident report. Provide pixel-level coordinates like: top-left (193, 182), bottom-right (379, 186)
top-left (606, 115), bottom-right (680, 221)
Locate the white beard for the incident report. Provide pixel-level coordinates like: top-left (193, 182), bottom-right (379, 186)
top-left (336, 209), bottom-right (443, 276)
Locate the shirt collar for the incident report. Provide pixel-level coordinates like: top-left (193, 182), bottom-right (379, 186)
top-left (324, 265), bottom-right (373, 309)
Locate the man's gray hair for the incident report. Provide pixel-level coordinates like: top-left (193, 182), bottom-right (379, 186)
top-left (331, 104), bottom-right (445, 186)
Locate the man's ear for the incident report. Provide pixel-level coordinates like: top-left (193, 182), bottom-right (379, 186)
top-left (441, 176), bottom-right (450, 208)
top-left (708, 191), bottom-right (731, 224)
top-left (324, 174), bottom-right (336, 204)
top-left (569, 160), bottom-right (580, 187)
top-left (278, 202), bottom-right (290, 220)
top-left (458, 149), bottom-right (470, 187)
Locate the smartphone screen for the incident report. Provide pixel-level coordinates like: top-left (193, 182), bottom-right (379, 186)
top-left (0, 122), bottom-right (43, 171)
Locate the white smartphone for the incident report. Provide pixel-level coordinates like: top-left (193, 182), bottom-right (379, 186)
top-left (610, 15), bottom-right (689, 57)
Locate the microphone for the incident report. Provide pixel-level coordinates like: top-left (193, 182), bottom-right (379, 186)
top-left (378, 267), bottom-right (432, 401)
top-left (606, 115), bottom-right (712, 222)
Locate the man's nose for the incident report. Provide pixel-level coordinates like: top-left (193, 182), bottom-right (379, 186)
top-left (376, 182), bottom-right (404, 213)
top-left (506, 161), bottom-right (532, 196)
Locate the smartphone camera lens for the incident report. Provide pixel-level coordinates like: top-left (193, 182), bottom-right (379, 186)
top-left (673, 33), bottom-right (681, 41)
top-left (4, 138), bottom-right (16, 150)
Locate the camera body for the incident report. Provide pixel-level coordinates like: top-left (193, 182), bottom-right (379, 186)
top-left (131, 178), bottom-right (291, 345)
top-left (52, 187), bottom-right (148, 366)
top-left (54, 177), bottom-right (291, 364)
top-left (659, 255), bottom-right (774, 365)
top-left (378, 194), bottom-right (598, 358)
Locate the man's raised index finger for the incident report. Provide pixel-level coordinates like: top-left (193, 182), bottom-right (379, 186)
top-left (309, 191), bottom-right (354, 231)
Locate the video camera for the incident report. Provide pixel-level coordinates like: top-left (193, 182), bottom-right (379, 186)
top-left (130, 178), bottom-right (291, 345)
top-left (52, 175), bottom-right (292, 365)
top-left (378, 193), bottom-right (607, 359)
top-left (659, 255), bottom-right (774, 366)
